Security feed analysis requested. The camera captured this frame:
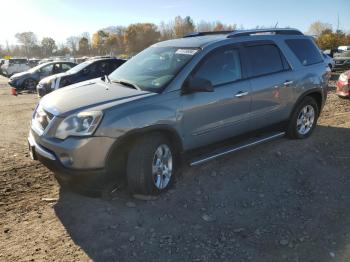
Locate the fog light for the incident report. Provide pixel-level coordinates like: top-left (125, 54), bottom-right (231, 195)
top-left (59, 153), bottom-right (73, 166)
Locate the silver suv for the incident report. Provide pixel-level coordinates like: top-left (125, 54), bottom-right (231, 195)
top-left (28, 28), bottom-right (330, 195)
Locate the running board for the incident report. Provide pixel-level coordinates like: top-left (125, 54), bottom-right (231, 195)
top-left (189, 132), bottom-right (285, 166)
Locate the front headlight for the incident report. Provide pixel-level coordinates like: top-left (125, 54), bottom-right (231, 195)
top-left (40, 78), bottom-right (51, 87)
top-left (55, 111), bottom-right (103, 140)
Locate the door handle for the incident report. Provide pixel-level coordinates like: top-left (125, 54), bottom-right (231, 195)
top-left (235, 91), bottom-right (249, 97)
top-left (283, 80), bottom-right (294, 86)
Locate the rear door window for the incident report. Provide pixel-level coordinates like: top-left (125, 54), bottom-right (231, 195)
top-left (285, 39), bottom-right (323, 66)
top-left (245, 44), bottom-right (285, 77)
top-left (194, 48), bottom-right (242, 86)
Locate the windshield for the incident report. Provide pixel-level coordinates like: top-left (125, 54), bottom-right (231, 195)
top-left (109, 46), bottom-right (199, 92)
top-left (66, 60), bottom-right (94, 74)
top-left (29, 62), bottom-right (50, 73)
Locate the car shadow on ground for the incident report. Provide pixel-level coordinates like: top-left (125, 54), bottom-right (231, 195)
top-left (54, 125), bottom-right (350, 262)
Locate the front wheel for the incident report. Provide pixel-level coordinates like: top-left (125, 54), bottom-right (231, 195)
top-left (287, 96), bottom-right (319, 139)
top-left (126, 134), bottom-right (176, 194)
top-left (23, 79), bottom-right (37, 91)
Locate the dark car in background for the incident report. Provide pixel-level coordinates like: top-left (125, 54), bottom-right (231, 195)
top-left (37, 58), bottom-right (126, 97)
top-left (333, 51), bottom-right (350, 72)
top-left (8, 61), bottom-right (77, 92)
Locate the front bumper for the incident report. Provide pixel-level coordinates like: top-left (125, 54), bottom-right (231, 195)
top-left (28, 129), bottom-right (116, 185)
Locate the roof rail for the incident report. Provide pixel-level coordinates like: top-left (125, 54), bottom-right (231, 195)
top-left (183, 31), bottom-right (234, 38)
top-left (227, 28), bottom-right (303, 38)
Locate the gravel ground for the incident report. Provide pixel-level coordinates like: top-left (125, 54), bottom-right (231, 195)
top-left (0, 75), bottom-right (349, 262)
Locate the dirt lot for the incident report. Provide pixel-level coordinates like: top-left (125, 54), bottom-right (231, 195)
top-left (0, 75), bottom-right (349, 262)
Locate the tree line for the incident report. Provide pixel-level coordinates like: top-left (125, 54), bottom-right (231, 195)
top-left (307, 21), bottom-right (350, 50)
top-left (0, 17), bottom-right (349, 59)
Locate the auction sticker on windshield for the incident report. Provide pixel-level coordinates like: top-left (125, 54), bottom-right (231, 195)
top-left (175, 49), bottom-right (198, 55)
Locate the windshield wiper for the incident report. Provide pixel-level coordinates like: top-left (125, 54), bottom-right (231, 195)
top-left (112, 79), bottom-right (141, 90)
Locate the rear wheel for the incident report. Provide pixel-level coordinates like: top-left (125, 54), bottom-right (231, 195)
top-left (287, 96), bottom-right (319, 139)
top-left (126, 133), bottom-right (176, 194)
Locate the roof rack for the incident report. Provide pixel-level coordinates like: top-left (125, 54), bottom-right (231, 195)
top-left (227, 28), bottom-right (303, 38)
top-left (183, 31), bottom-right (234, 38)
top-left (183, 28), bottom-right (303, 38)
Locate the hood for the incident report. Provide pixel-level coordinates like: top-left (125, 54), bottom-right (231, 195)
top-left (39, 72), bottom-right (69, 84)
top-left (11, 71), bottom-right (31, 80)
top-left (40, 79), bottom-right (155, 116)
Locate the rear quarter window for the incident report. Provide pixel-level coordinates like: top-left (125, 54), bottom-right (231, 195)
top-left (285, 39), bottom-right (323, 66)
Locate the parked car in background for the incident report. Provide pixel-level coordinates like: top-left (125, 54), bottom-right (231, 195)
top-left (75, 57), bottom-right (89, 64)
top-left (28, 28), bottom-right (329, 195)
top-left (37, 58), bottom-right (126, 97)
top-left (8, 61), bottom-right (77, 92)
top-left (338, 46), bottom-right (350, 52)
top-left (39, 58), bottom-right (54, 64)
top-left (333, 51), bottom-right (350, 72)
top-left (28, 58), bottom-right (41, 68)
top-left (322, 52), bottom-right (335, 70)
top-left (1, 58), bottom-right (30, 76)
top-left (336, 70), bottom-right (350, 98)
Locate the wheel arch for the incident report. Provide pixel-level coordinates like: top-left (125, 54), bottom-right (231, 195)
top-left (292, 89), bottom-right (324, 117)
top-left (21, 77), bottom-right (38, 89)
top-left (105, 125), bottom-right (183, 175)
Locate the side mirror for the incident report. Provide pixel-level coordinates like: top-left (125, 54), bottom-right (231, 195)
top-left (182, 76), bottom-right (214, 94)
top-left (82, 68), bottom-right (89, 75)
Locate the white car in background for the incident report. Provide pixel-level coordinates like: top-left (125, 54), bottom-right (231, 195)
top-left (1, 58), bottom-right (30, 77)
top-left (338, 46), bottom-right (350, 52)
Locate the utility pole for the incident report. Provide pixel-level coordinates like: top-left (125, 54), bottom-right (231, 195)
top-left (336, 13), bottom-right (340, 31)
top-left (6, 40), bottom-right (10, 54)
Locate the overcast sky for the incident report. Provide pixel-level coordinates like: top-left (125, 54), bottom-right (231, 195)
top-left (1, 0), bottom-right (349, 46)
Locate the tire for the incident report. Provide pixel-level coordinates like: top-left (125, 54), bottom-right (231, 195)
top-left (286, 96), bottom-right (319, 139)
top-left (23, 79), bottom-right (37, 91)
top-left (126, 133), bottom-right (176, 194)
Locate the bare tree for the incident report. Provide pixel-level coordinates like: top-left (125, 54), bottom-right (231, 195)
top-left (41, 37), bottom-right (56, 57)
top-left (66, 36), bottom-right (80, 55)
top-left (174, 16), bottom-right (195, 38)
top-left (307, 21), bottom-right (332, 37)
top-left (15, 32), bottom-right (37, 56)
